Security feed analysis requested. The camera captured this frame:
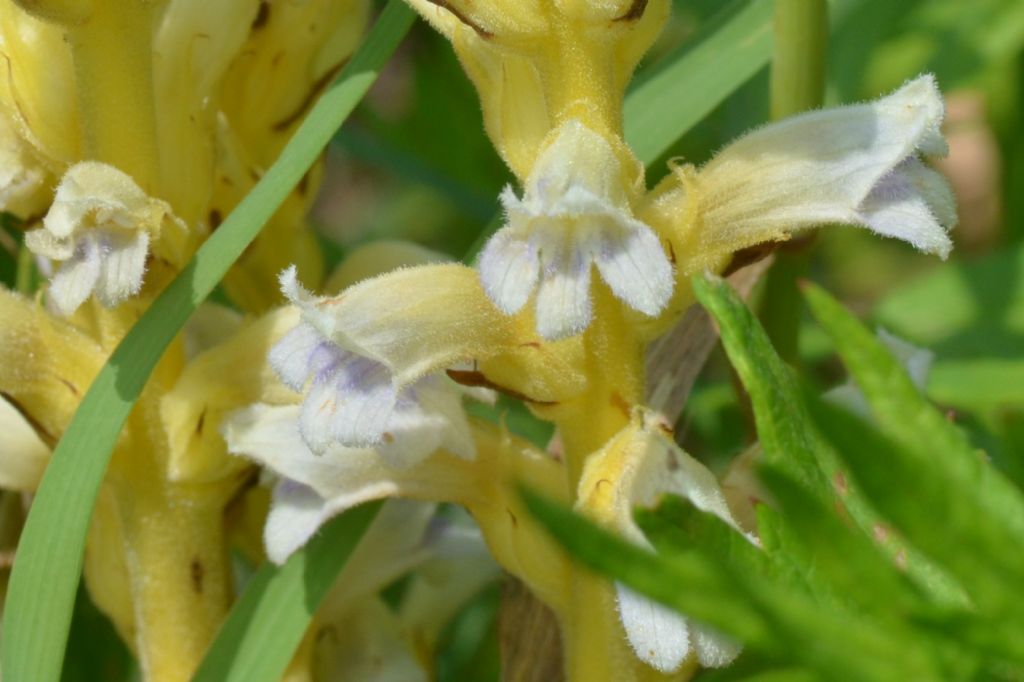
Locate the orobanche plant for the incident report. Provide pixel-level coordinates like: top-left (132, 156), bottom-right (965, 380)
top-left (222, 2), bottom-right (952, 681)
top-left (0, 0), bottom-right (961, 681)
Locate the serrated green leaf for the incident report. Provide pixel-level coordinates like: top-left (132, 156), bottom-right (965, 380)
top-left (191, 502), bottom-right (382, 682)
top-left (692, 273), bottom-right (962, 604)
top-left (0, 5), bottom-right (415, 681)
top-left (521, 487), bottom-right (945, 682)
top-left (804, 284), bottom-right (1024, 612)
top-left (805, 394), bottom-right (1024, 665)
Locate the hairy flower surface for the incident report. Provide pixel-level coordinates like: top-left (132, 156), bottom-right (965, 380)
top-left (480, 120), bottom-right (673, 340)
top-left (654, 75), bottom-right (955, 276)
top-left (25, 162), bottom-right (182, 315)
top-left (270, 266), bottom-right (482, 464)
top-left (577, 410), bottom-right (753, 673)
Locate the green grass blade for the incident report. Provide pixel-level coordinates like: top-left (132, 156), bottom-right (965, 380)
top-left (192, 502), bottom-right (382, 682)
top-left (625, 0), bottom-right (774, 165)
top-left (0, 5), bottom-right (415, 681)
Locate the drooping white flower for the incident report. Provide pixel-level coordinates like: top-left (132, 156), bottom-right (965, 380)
top-left (479, 119), bottom-right (674, 340)
top-left (678, 75), bottom-right (956, 265)
top-left (576, 409), bottom-right (755, 673)
top-left (25, 162), bottom-right (182, 315)
top-left (269, 266), bottom-right (481, 466)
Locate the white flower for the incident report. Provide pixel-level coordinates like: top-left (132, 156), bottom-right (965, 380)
top-left (222, 402), bottom-right (483, 563)
top-left (576, 410), bottom-right (755, 673)
top-left (269, 266), bottom-right (481, 466)
top-left (682, 75), bottom-right (955, 264)
top-left (25, 162), bottom-right (181, 315)
top-left (479, 119), bottom-right (673, 340)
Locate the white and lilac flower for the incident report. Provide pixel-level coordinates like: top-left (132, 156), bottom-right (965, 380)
top-left (270, 267), bottom-right (480, 467)
top-left (479, 119), bottom-right (674, 340)
top-left (25, 161), bottom-right (181, 315)
top-left (683, 74), bottom-right (956, 264)
top-left (577, 409), bottom-right (756, 673)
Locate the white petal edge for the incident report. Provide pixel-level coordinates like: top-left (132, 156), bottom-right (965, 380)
top-left (616, 582), bottom-right (691, 673)
top-left (593, 219), bottom-right (674, 317)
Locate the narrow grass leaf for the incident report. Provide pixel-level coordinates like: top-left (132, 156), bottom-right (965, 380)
top-left (0, 5), bottom-right (415, 681)
top-left (192, 502), bottom-right (382, 682)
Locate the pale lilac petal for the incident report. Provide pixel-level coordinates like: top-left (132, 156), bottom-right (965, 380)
top-left (534, 245), bottom-right (592, 340)
top-left (857, 159), bottom-right (954, 258)
top-left (95, 231), bottom-right (149, 307)
top-left (264, 479), bottom-right (332, 564)
top-left (268, 324), bottom-right (325, 391)
top-left (48, 237), bottom-right (102, 316)
top-left (593, 221), bottom-right (673, 317)
top-left (478, 225), bottom-right (540, 315)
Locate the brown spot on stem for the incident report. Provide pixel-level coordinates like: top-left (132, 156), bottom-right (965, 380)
top-left (614, 0), bottom-right (648, 22)
top-left (190, 558), bottom-right (204, 594)
top-left (666, 240), bottom-right (677, 265)
top-left (251, 1), bottom-right (270, 31)
top-left (195, 408), bottom-right (206, 436)
top-left (58, 378), bottom-right (80, 398)
top-left (833, 471), bottom-right (848, 496)
top-left (208, 210), bottom-right (222, 231)
top-left (507, 508), bottom-right (518, 527)
top-left (610, 391), bottom-right (631, 418)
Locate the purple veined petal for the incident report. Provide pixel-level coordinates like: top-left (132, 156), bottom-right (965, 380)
top-left (478, 225), bottom-right (541, 315)
top-left (534, 240), bottom-right (593, 340)
top-left (327, 355), bottom-right (399, 446)
top-left (593, 219), bottom-right (674, 317)
top-left (857, 158), bottom-right (954, 258)
top-left (47, 236), bottom-right (103, 316)
top-left (95, 230), bottom-right (150, 307)
top-left (268, 323), bottom-right (323, 391)
top-left (616, 582), bottom-right (691, 674)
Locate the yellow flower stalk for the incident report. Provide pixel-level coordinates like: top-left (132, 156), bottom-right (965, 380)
top-left (0, 1), bottom-right (372, 680)
top-left (221, 2), bottom-right (958, 681)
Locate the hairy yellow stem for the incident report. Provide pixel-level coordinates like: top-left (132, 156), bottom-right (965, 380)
top-left (117, 483), bottom-right (232, 682)
top-left (553, 287), bottom-right (647, 682)
top-left (67, 0), bottom-right (161, 192)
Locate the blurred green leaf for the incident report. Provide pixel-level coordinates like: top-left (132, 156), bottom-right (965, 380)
top-left (693, 274), bottom-right (961, 603)
top-left (805, 283), bottom-right (1024, 615)
top-left (522, 488), bottom-right (946, 681)
top-left (192, 503), bottom-right (382, 682)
